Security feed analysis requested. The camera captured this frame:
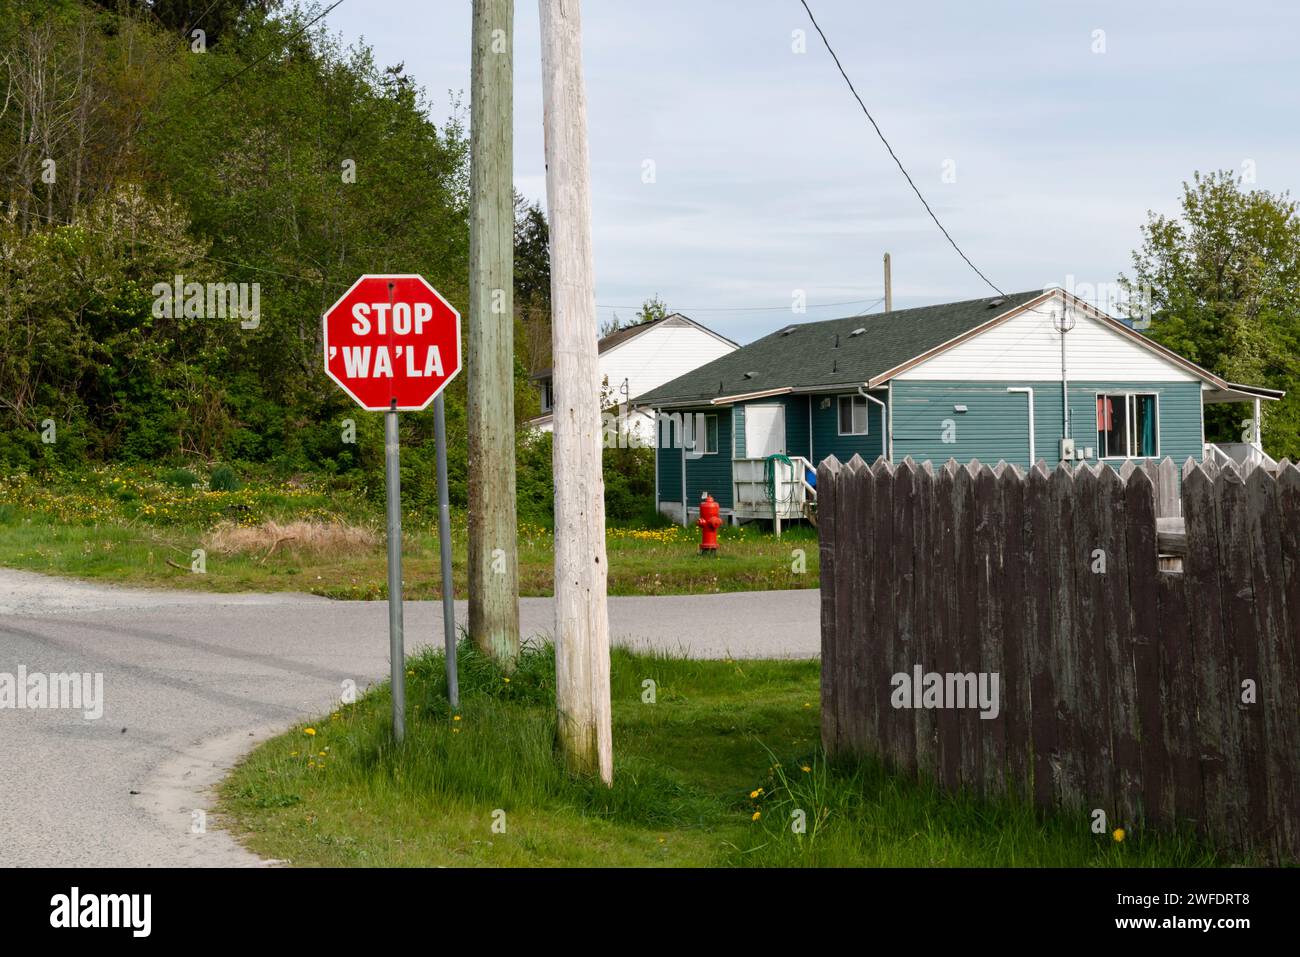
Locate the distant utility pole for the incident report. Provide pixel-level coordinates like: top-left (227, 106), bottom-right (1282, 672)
top-left (539, 0), bottom-right (613, 785)
top-left (467, 0), bottom-right (520, 668)
top-left (883, 252), bottom-right (892, 312)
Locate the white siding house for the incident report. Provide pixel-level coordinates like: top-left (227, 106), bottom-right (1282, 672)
top-left (527, 313), bottom-right (737, 437)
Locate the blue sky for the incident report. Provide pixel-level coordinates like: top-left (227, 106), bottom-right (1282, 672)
top-left (320, 0), bottom-right (1300, 345)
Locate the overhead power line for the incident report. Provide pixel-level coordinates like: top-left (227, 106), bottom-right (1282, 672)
top-left (595, 295), bottom-right (884, 313)
top-left (203, 0), bottom-right (349, 100)
top-left (797, 1), bottom-right (1005, 297)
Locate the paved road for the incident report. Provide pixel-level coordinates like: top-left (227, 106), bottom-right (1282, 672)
top-left (0, 569), bottom-right (819, 867)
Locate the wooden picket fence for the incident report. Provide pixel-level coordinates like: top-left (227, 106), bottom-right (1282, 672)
top-left (817, 455), bottom-right (1300, 862)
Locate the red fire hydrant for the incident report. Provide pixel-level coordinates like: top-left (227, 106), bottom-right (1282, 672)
top-left (697, 492), bottom-right (722, 555)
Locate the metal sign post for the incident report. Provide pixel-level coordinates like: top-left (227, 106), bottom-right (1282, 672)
top-left (384, 402), bottom-right (406, 742)
top-left (434, 393), bottom-right (459, 709)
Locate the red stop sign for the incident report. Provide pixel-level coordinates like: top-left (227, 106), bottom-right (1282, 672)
top-left (323, 274), bottom-right (462, 411)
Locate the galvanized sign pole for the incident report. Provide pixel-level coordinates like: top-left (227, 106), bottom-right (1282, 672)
top-left (384, 401), bottom-right (406, 743)
top-left (434, 393), bottom-right (460, 709)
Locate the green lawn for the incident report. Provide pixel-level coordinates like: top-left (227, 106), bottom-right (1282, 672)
top-left (0, 465), bottom-right (817, 597)
top-left (216, 644), bottom-right (1234, 867)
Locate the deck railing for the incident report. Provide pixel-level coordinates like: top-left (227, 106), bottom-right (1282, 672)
top-left (731, 454), bottom-right (817, 534)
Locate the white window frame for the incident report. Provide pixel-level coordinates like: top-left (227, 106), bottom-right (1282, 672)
top-left (837, 394), bottom-right (869, 436)
top-left (1095, 391), bottom-right (1161, 459)
top-left (701, 414), bottom-right (719, 455)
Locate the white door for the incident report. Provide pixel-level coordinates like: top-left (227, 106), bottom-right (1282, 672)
top-left (745, 404), bottom-right (786, 458)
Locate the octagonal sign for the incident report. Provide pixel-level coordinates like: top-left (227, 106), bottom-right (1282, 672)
top-left (323, 274), bottom-right (462, 411)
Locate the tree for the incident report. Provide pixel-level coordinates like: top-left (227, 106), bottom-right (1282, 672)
top-left (599, 293), bottom-right (669, 339)
top-left (514, 196), bottom-right (551, 373)
top-left (94, 1), bottom-right (281, 46)
top-left (1121, 171), bottom-right (1300, 460)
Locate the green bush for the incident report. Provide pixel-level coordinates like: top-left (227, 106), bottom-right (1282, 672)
top-left (603, 444), bottom-right (655, 521)
top-left (210, 464), bottom-right (241, 492)
top-left (162, 468), bottom-right (199, 488)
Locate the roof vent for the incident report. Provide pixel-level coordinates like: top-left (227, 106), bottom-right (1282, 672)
top-left (849, 327), bottom-right (866, 337)
top-left (778, 325), bottom-right (797, 336)
top-left (742, 371), bottom-right (756, 380)
top-left (988, 297), bottom-right (1006, 308)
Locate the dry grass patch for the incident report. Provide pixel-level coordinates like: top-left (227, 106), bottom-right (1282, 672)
top-left (204, 520), bottom-right (379, 561)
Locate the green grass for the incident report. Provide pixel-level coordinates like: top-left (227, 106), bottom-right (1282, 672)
top-left (0, 465), bottom-right (818, 597)
top-left (216, 644), bottom-right (1240, 867)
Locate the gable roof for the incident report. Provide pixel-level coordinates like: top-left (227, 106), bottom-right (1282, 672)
top-left (638, 287), bottom-right (1283, 409)
top-left (636, 290), bottom-right (1046, 406)
top-left (530, 312), bottom-right (737, 380)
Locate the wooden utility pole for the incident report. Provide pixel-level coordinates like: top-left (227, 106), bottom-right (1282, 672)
top-left (467, 0), bottom-right (521, 668)
top-left (883, 252), bottom-right (892, 312)
top-left (539, 0), bottom-right (613, 784)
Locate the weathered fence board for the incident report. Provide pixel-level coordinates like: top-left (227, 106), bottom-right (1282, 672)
top-left (873, 459), bottom-right (899, 770)
top-left (891, 460), bottom-right (918, 774)
top-left (935, 463), bottom-right (962, 793)
top-left (816, 456), bottom-right (839, 755)
top-left (1000, 465), bottom-right (1030, 800)
top-left (841, 456), bottom-right (869, 756)
top-left (912, 460), bottom-right (938, 779)
top-left (1025, 463), bottom-right (1059, 812)
top-left (819, 455), bottom-right (1300, 862)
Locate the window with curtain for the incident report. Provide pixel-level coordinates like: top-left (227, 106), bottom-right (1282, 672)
top-left (1097, 393), bottom-right (1158, 458)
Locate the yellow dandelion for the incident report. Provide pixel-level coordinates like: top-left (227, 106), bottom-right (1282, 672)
top-left (801, 765), bottom-right (812, 773)
top-left (503, 677), bottom-right (511, 683)
top-left (1112, 828), bottom-right (1126, 842)
top-left (308, 761), bottom-right (316, 768)
top-left (751, 811), bottom-right (761, 821)
top-left (453, 715), bottom-right (461, 722)
top-left (304, 727), bottom-right (316, 736)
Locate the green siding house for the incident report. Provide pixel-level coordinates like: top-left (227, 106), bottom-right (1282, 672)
top-left (637, 288), bottom-right (1283, 525)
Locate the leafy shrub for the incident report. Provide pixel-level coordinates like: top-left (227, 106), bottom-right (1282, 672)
top-left (162, 468), bottom-right (199, 488)
top-left (210, 464), bottom-right (241, 491)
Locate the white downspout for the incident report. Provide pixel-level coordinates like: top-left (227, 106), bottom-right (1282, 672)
top-left (887, 381), bottom-right (894, 461)
top-left (858, 385), bottom-right (887, 460)
top-left (1008, 387), bottom-right (1035, 467)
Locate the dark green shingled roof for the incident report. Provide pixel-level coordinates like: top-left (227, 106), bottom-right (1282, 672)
top-left (636, 290), bottom-right (1047, 406)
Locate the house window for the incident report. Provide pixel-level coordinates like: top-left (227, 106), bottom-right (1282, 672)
top-left (838, 395), bottom-right (869, 435)
top-left (540, 379), bottom-right (553, 412)
top-left (1097, 393), bottom-right (1159, 458)
top-left (706, 415), bottom-right (719, 454)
